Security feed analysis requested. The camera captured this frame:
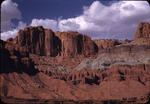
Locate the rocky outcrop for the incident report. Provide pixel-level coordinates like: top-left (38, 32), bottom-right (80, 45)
top-left (74, 45), bottom-right (150, 70)
top-left (134, 22), bottom-right (150, 39)
top-left (0, 64), bottom-right (149, 103)
top-left (0, 39), bottom-right (37, 74)
top-left (67, 68), bottom-right (100, 85)
top-left (55, 31), bottom-right (98, 57)
top-left (66, 64), bottom-right (150, 85)
top-left (94, 39), bottom-right (121, 50)
top-left (10, 26), bottom-right (98, 57)
top-left (1, 22), bottom-right (150, 103)
top-left (132, 22), bottom-right (150, 45)
top-left (13, 26), bottom-right (61, 56)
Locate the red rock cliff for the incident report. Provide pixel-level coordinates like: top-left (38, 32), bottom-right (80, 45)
top-left (12, 26), bottom-right (98, 57)
top-left (13, 26), bottom-right (61, 56)
top-left (134, 22), bottom-right (150, 39)
top-left (55, 31), bottom-right (98, 57)
top-left (94, 39), bottom-right (121, 50)
top-left (131, 22), bottom-right (150, 45)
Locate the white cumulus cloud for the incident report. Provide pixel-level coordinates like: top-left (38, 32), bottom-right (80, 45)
top-left (1, 0), bottom-right (22, 32)
top-left (30, 19), bottom-right (58, 31)
top-left (1, 0), bottom-right (150, 40)
top-left (1, 29), bottom-right (19, 40)
top-left (58, 1), bottom-right (150, 39)
top-left (1, 0), bottom-right (27, 40)
top-left (1, 21), bottom-right (27, 40)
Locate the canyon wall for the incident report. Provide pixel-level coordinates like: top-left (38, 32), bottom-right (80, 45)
top-left (11, 26), bottom-right (98, 57)
top-left (0, 22), bottom-right (150, 103)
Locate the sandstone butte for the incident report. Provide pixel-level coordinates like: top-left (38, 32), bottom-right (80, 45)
top-left (10, 26), bottom-right (98, 57)
top-left (0, 22), bottom-right (150, 104)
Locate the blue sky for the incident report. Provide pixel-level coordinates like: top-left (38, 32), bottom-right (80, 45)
top-left (12, 0), bottom-right (118, 23)
top-left (13, 0), bottom-right (101, 23)
top-left (1, 0), bottom-right (150, 40)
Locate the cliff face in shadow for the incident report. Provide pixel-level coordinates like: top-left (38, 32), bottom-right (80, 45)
top-left (0, 39), bottom-right (38, 75)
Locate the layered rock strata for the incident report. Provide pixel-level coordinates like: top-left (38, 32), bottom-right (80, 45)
top-left (11, 26), bottom-right (98, 57)
top-left (0, 22), bottom-right (150, 103)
